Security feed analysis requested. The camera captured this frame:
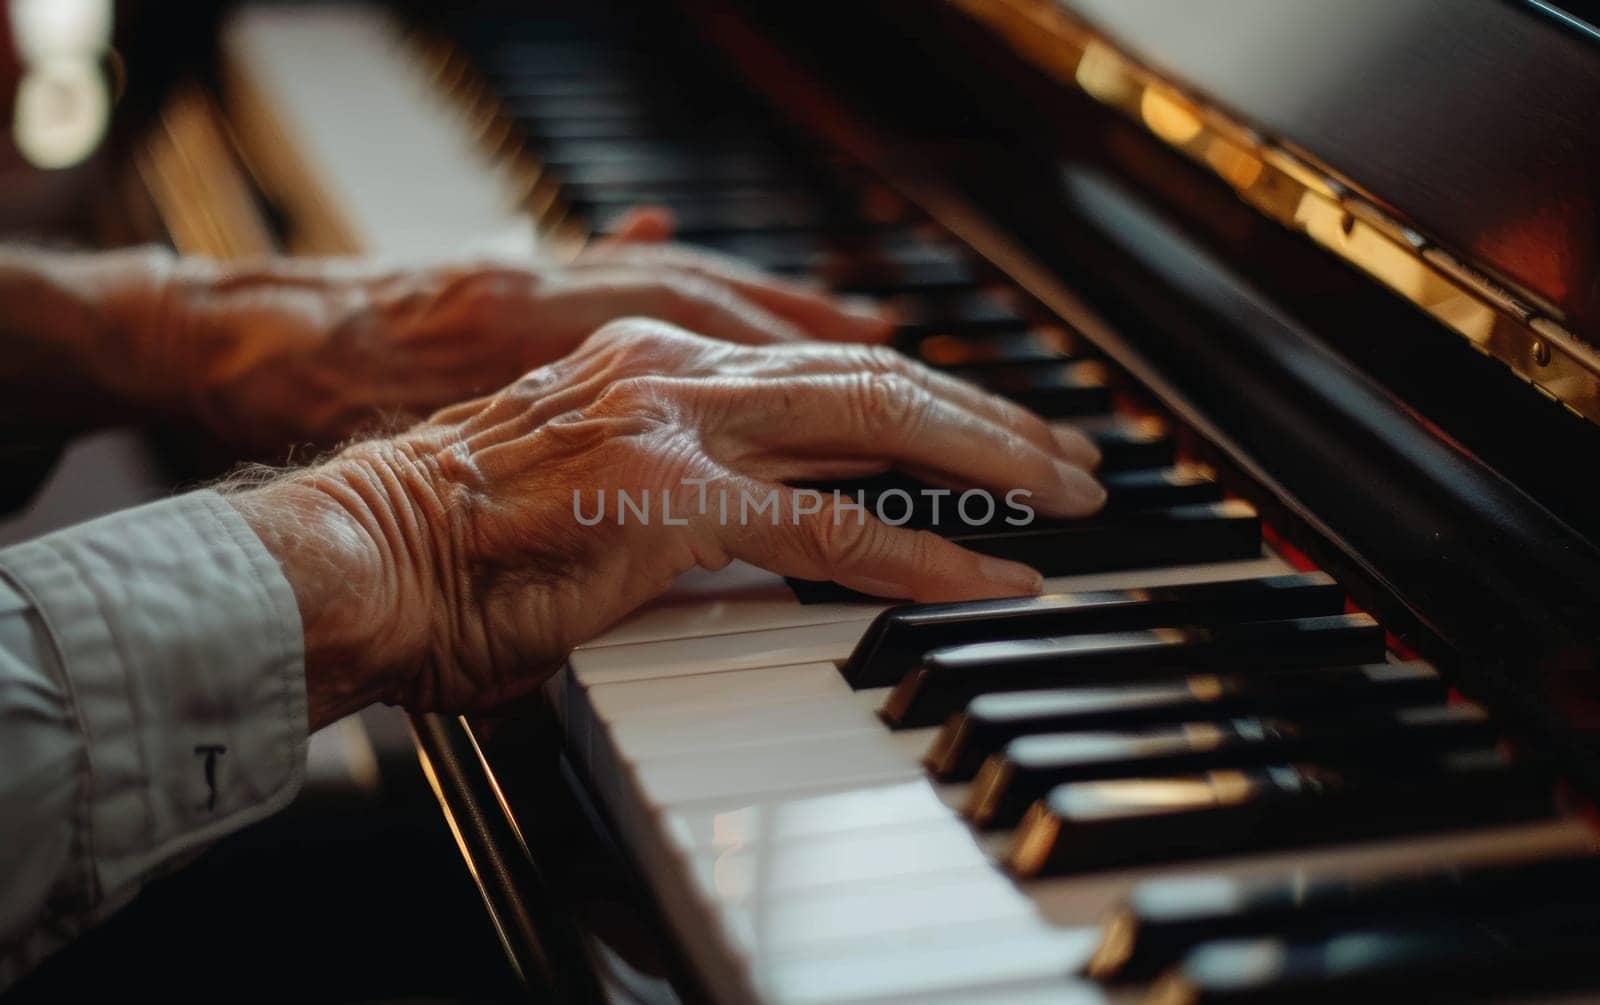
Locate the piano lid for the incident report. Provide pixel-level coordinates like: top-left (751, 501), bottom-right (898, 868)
top-left (950, 0), bottom-right (1600, 425)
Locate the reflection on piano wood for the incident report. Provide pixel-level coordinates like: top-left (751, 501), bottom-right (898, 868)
top-left (191, 1), bottom-right (1600, 1003)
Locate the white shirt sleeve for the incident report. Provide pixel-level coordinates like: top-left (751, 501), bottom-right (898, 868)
top-left (0, 490), bottom-right (308, 988)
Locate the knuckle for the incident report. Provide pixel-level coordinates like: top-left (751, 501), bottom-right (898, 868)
top-left (510, 362), bottom-right (560, 397)
top-left (997, 428), bottom-right (1034, 462)
top-left (586, 317), bottom-right (640, 346)
top-left (591, 317), bottom-right (700, 367)
top-left (858, 343), bottom-right (904, 374)
top-left (593, 374), bottom-right (670, 414)
top-left (855, 372), bottom-right (919, 434)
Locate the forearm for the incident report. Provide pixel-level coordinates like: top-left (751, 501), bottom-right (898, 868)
top-left (0, 245), bottom-right (182, 433)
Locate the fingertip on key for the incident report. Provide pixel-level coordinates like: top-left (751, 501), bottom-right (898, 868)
top-left (1052, 424), bottom-right (1102, 470)
top-left (975, 554), bottom-right (1045, 597)
top-left (1053, 460), bottom-right (1108, 516)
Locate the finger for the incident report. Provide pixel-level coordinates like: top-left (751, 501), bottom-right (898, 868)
top-left (597, 205), bottom-right (676, 245)
top-left (717, 480), bottom-right (1042, 602)
top-left (702, 374), bottom-right (1105, 517)
top-left (753, 342), bottom-right (1102, 469)
top-left (574, 243), bottom-right (895, 343)
top-left (540, 269), bottom-right (807, 345)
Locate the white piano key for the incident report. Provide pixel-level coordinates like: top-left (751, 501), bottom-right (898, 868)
top-left (1039, 554), bottom-right (1292, 591)
top-left (578, 562), bottom-right (886, 649)
top-left (570, 618), bottom-right (875, 686)
top-left (585, 662), bottom-right (852, 724)
top-left (634, 730), bottom-right (932, 805)
top-left (723, 868), bottom-right (1037, 959)
top-left (663, 780), bottom-right (959, 852)
top-left (225, 7), bottom-right (538, 259)
top-left (757, 921), bottom-right (1098, 1005)
top-left (609, 692), bottom-right (903, 759)
top-left (686, 819), bottom-right (994, 905)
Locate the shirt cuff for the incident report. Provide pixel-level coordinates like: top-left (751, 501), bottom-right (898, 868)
top-left (0, 490), bottom-right (307, 900)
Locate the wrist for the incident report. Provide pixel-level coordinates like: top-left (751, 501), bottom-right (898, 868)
top-left (226, 460), bottom-right (424, 730)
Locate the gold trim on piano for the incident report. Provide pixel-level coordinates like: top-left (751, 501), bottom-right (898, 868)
top-left (950, 0), bottom-right (1600, 426)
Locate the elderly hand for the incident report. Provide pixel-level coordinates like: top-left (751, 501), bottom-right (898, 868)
top-left (227, 320), bottom-right (1104, 727)
top-left (94, 220), bottom-right (891, 454)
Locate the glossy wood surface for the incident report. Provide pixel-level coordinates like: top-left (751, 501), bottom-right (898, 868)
top-left (1064, 0), bottom-right (1600, 339)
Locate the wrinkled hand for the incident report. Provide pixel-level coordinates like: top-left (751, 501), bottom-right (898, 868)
top-left (108, 218), bottom-right (890, 453)
top-left (228, 320), bottom-right (1104, 727)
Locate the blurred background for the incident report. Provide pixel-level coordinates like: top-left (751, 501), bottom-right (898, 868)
top-left (0, 0), bottom-right (224, 239)
top-left (0, 3), bottom-right (523, 1001)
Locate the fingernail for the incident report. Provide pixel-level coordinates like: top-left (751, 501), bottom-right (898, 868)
top-left (976, 554), bottom-right (1044, 595)
top-left (1052, 424), bottom-right (1101, 469)
top-left (1054, 460), bottom-right (1108, 515)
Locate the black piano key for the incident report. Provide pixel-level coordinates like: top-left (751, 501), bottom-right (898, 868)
top-left (1098, 466), bottom-right (1224, 513)
top-left (488, 75), bottom-right (639, 101)
top-left (686, 229), bottom-right (951, 265)
top-left (826, 257), bottom-right (984, 295)
top-left (881, 613), bottom-right (1385, 728)
top-left (971, 361), bottom-right (1114, 417)
top-left (581, 190), bottom-right (866, 235)
top-left (842, 572), bottom-right (1343, 689)
top-left (926, 662), bottom-right (1444, 781)
top-left (787, 500), bottom-right (1263, 605)
top-left (965, 703), bottom-right (1494, 829)
top-left (842, 466), bottom-right (1217, 535)
top-left (554, 155), bottom-right (797, 189)
top-left (507, 94), bottom-right (657, 121)
top-left (1079, 415), bottom-right (1177, 471)
top-left (1087, 851), bottom-right (1600, 983)
top-left (537, 140), bottom-right (783, 169)
top-left (1004, 748), bottom-right (1554, 878)
top-left (521, 115), bottom-right (674, 142)
top-left (947, 499), bottom-right (1261, 570)
top-left (761, 244), bottom-right (980, 293)
top-left (891, 290), bottom-right (1029, 338)
top-left (909, 327), bottom-right (1084, 370)
top-left (1156, 917), bottom-right (1600, 1004)
top-left (482, 44), bottom-right (636, 80)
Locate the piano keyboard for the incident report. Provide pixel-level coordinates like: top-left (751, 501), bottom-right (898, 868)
top-left (222, 4), bottom-right (1600, 1003)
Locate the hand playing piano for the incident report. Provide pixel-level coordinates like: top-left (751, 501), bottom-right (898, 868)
top-left (91, 234), bottom-right (893, 454)
top-left (226, 318), bottom-right (1104, 727)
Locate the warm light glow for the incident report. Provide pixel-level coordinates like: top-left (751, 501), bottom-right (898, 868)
top-left (1139, 85), bottom-right (1202, 145)
top-left (1075, 40), bottom-right (1135, 105)
top-left (9, 0), bottom-right (114, 169)
top-left (13, 57), bottom-right (108, 169)
top-left (9, 0), bottom-right (111, 60)
top-left (1203, 136), bottom-right (1264, 191)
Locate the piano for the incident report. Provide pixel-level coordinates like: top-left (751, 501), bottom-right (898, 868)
top-left (144, 0), bottom-right (1600, 1001)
